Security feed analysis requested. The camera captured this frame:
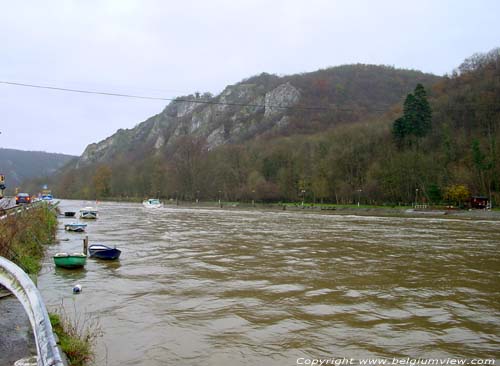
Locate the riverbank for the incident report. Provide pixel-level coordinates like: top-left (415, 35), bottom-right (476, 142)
top-left (0, 203), bottom-right (57, 364)
top-left (80, 196), bottom-right (500, 220)
top-left (155, 200), bottom-right (500, 221)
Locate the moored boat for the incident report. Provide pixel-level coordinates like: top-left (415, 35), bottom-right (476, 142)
top-left (64, 223), bottom-right (87, 232)
top-left (88, 244), bottom-right (121, 260)
top-left (53, 253), bottom-right (87, 269)
top-left (80, 207), bottom-right (98, 219)
top-left (64, 211), bottom-right (76, 217)
top-left (142, 198), bottom-right (163, 208)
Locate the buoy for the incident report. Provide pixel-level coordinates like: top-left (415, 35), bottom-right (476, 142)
top-left (73, 284), bottom-right (82, 294)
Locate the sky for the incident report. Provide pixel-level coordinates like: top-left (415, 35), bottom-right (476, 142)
top-left (1, 0), bottom-right (499, 156)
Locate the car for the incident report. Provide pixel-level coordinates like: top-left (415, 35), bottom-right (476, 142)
top-left (15, 193), bottom-right (31, 205)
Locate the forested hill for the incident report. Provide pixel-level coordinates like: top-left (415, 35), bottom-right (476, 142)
top-left (51, 49), bottom-right (500, 205)
top-left (0, 148), bottom-right (75, 193)
top-left (75, 64), bottom-right (440, 167)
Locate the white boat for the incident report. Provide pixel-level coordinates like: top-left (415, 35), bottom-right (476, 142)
top-left (142, 198), bottom-right (163, 208)
top-left (64, 222), bottom-right (87, 232)
top-left (79, 207), bottom-right (98, 219)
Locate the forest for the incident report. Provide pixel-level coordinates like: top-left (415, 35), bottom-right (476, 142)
top-left (43, 49), bottom-right (500, 207)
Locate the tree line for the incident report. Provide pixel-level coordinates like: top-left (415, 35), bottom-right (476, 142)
top-left (50, 49), bottom-right (500, 207)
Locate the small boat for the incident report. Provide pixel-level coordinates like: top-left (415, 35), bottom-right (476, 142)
top-left (64, 211), bottom-right (76, 217)
top-left (41, 194), bottom-right (53, 201)
top-left (64, 223), bottom-right (87, 232)
top-left (41, 185), bottom-right (53, 201)
top-left (88, 244), bottom-right (121, 260)
top-left (142, 198), bottom-right (163, 208)
top-left (80, 207), bottom-right (98, 219)
top-left (53, 253), bottom-right (87, 269)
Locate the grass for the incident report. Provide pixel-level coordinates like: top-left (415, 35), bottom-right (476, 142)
top-left (49, 303), bottom-right (102, 366)
top-left (0, 203), bottom-right (57, 274)
top-left (0, 204), bottom-right (101, 365)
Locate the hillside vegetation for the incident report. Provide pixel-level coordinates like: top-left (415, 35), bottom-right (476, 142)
top-left (0, 148), bottom-right (75, 194)
top-left (51, 49), bottom-right (499, 206)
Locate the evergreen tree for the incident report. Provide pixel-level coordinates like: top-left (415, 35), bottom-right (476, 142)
top-left (413, 84), bottom-right (432, 137)
top-left (392, 84), bottom-right (432, 147)
top-left (392, 117), bottom-right (407, 147)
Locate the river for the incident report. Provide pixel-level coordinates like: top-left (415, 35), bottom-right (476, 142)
top-left (38, 200), bottom-right (500, 365)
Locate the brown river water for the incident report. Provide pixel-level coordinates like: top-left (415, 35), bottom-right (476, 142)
top-left (38, 200), bottom-right (500, 365)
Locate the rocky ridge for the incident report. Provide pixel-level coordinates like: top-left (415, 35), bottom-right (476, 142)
top-left (77, 65), bottom-right (441, 167)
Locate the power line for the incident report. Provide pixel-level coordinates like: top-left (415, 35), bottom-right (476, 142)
top-left (0, 80), bottom-right (390, 112)
top-left (3, 80), bottom-right (498, 114)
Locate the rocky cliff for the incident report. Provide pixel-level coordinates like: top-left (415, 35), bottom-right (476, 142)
top-left (77, 65), bottom-right (441, 166)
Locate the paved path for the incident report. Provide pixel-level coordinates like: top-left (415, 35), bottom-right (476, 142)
top-left (0, 292), bottom-right (37, 365)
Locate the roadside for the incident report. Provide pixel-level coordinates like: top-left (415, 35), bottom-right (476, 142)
top-left (0, 203), bottom-right (57, 365)
top-left (0, 290), bottom-right (37, 366)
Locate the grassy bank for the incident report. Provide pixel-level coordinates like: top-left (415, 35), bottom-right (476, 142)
top-left (49, 309), bottom-right (101, 366)
top-left (0, 203), bottom-right (57, 274)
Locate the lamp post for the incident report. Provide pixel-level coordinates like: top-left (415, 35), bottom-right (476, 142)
top-left (415, 188), bottom-right (419, 207)
top-left (196, 190), bottom-right (200, 204)
top-left (357, 189), bottom-right (362, 207)
top-left (251, 189), bottom-right (255, 207)
top-left (218, 190), bottom-right (222, 208)
top-left (301, 189), bottom-right (306, 207)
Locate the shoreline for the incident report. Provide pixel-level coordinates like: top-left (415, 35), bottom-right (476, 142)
top-left (79, 197), bottom-right (500, 221)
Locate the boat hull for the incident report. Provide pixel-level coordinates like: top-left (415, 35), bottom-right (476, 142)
top-left (64, 224), bottom-right (87, 232)
top-left (53, 254), bottom-right (87, 269)
top-left (89, 245), bottom-right (121, 260)
top-left (142, 203), bottom-right (163, 208)
top-left (80, 211), bottom-right (98, 219)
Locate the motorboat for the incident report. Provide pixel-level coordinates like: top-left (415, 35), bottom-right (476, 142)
top-left (142, 198), bottom-right (163, 208)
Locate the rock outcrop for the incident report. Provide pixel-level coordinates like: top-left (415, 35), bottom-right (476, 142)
top-left (74, 64), bottom-right (441, 167)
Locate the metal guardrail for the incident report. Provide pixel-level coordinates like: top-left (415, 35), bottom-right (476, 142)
top-left (0, 257), bottom-right (64, 366)
top-left (0, 199), bottom-right (51, 221)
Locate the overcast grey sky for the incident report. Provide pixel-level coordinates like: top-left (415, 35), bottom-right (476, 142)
top-left (1, 0), bottom-right (499, 155)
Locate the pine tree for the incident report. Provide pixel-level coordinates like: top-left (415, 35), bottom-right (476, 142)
top-left (392, 84), bottom-right (432, 147)
top-left (413, 84), bottom-right (432, 137)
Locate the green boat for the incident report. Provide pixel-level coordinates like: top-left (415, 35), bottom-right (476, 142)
top-left (53, 253), bottom-right (87, 269)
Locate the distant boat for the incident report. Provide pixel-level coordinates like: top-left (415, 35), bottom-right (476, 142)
top-left (53, 253), bottom-right (87, 269)
top-left (80, 207), bottom-right (98, 219)
top-left (64, 223), bottom-right (87, 232)
top-left (142, 198), bottom-right (163, 208)
top-left (41, 194), bottom-right (53, 201)
top-left (41, 186), bottom-right (53, 201)
top-left (64, 211), bottom-right (76, 217)
top-left (88, 244), bottom-right (121, 260)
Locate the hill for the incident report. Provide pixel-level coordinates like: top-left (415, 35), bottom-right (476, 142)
top-left (74, 64), bottom-right (440, 167)
top-left (0, 148), bottom-right (75, 194)
top-left (48, 49), bottom-right (500, 206)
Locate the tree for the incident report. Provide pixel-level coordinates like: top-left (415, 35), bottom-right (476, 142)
top-left (444, 184), bottom-right (470, 207)
top-left (92, 165), bottom-right (112, 198)
top-left (392, 84), bottom-right (432, 147)
top-left (413, 84), bottom-right (432, 137)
